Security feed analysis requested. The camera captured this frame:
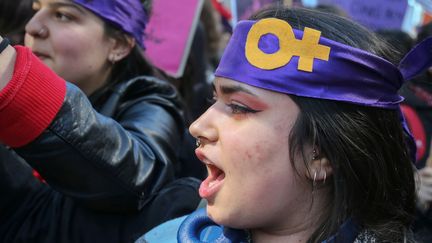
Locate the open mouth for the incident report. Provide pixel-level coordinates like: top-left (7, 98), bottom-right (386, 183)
top-left (199, 163), bottom-right (226, 199)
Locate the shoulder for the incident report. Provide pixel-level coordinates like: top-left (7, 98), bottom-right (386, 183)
top-left (117, 76), bottom-right (180, 100)
top-left (114, 75), bottom-right (183, 113)
top-left (97, 75), bottom-right (184, 121)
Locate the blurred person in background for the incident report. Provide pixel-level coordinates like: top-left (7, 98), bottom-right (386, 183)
top-left (172, 0), bottom-right (233, 180)
top-left (397, 22), bottom-right (432, 243)
top-left (0, 0), bottom-right (201, 242)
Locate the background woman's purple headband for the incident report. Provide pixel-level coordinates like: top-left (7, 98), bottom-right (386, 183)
top-left (215, 18), bottom-right (432, 109)
top-left (73, 0), bottom-right (147, 49)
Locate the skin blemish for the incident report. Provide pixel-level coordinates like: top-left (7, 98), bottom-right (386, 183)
top-left (245, 150), bottom-right (253, 160)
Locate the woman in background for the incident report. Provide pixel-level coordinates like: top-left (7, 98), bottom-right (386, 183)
top-left (0, 0), bottom-right (200, 242)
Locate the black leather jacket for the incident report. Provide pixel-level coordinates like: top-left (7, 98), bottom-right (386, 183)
top-left (0, 47), bottom-right (202, 242)
top-left (8, 75), bottom-right (185, 212)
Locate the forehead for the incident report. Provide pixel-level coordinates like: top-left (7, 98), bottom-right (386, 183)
top-left (33, 0), bottom-right (103, 24)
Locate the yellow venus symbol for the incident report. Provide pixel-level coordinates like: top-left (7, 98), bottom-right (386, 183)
top-left (245, 18), bottom-right (331, 72)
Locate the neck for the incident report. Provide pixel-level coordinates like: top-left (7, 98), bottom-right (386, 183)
top-left (252, 228), bottom-right (313, 243)
top-left (251, 187), bottom-right (331, 243)
top-left (79, 65), bottom-right (112, 96)
top-left (251, 216), bottom-right (317, 243)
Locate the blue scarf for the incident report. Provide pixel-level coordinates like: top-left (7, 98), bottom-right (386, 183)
top-left (177, 208), bottom-right (360, 243)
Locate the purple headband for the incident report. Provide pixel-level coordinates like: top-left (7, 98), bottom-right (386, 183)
top-left (73, 0), bottom-right (147, 48)
top-left (215, 18), bottom-right (432, 109)
top-left (215, 18), bottom-right (432, 162)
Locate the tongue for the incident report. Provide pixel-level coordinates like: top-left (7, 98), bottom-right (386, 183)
top-left (199, 171), bottom-right (225, 199)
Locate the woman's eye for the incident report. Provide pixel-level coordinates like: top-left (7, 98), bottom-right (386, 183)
top-left (55, 11), bottom-right (72, 21)
top-left (226, 103), bottom-right (259, 114)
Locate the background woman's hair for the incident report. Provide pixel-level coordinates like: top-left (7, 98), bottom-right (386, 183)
top-left (104, 23), bottom-right (156, 84)
top-left (104, 0), bottom-right (156, 85)
top-left (90, 0), bottom-right (163, 106)
top-left (250, 7), bottom-right (416, 242)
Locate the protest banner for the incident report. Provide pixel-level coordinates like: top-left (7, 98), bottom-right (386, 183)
top-left (143, 0), bottom-right (204, 78)
top-left (231, 0), bottom-right (280, 24)
top-left (317, 0), bottom-right (408, 30)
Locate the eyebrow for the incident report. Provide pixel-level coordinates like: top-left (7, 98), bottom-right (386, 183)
top-left (48, 1), bottom-right (87, 14)
top-left (213, 83), bottom-right (258, 97)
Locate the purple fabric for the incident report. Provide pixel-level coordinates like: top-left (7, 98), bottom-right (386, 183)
top-left (215, 19), bottom-right (432, 162)
top-left (399, 37), bottom-right (432, 81)
top-left (73, 0), bottom-right (147, 48)
top-left (215, 20), bottom-right (404, 109)
top-left (258, 34), bottom-right (279, 54)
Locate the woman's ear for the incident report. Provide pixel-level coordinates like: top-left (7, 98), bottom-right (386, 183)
top-left (108, 35), bottom-right (135, 63)
top-left (306, 150), bottom-right (333, 182)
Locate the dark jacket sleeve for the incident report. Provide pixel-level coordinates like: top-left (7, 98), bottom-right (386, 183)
top-left (0, 46), bottom-right (185, 212)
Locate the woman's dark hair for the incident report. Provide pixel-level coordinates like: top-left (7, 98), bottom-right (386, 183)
top-left (104, 23), bottom-right (156, 84)
top-left (314, 4), bottom-right (348, 18)
top-left (104, 0), bottom-right (156, 85)
top-left (375, 29), bottom-right (414, 63)
top-left (250, 7), bottom-right (416, 242)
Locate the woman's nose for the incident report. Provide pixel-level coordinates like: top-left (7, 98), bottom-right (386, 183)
top-left (189, 107), bottom-right (218, 146)
top-left (25, 10), bottom-right (48, 39)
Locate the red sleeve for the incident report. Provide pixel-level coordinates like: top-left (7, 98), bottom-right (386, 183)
top-left (400, 104), bottom-right (426, 161)
top-left (0, 46), bottom-right (66, 148)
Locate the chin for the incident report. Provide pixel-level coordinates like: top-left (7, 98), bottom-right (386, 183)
top-left (207, 206), bottom-right (246, 229)
top-left (207, 206), bottom-right (227, 225)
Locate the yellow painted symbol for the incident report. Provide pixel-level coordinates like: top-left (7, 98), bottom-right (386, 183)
top-left (245, 18), bottom-right (331, 72)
